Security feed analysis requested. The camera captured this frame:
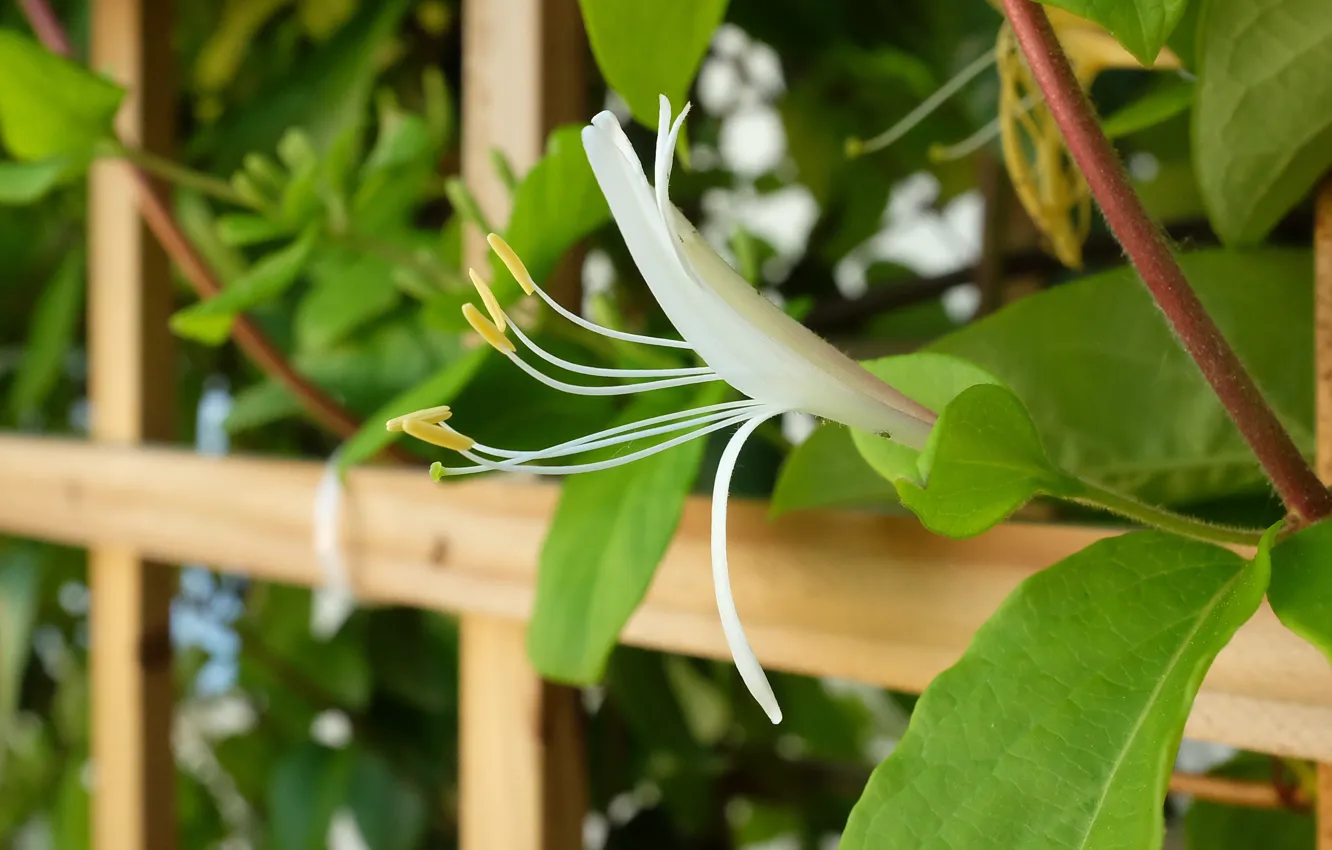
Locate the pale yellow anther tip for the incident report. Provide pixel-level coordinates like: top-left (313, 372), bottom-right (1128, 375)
top-left (468, 267), bottom-right (507, 331)
top-left (402, 418), bottom-right (476, 452)
top-left (386, 405), bottom-right (452, 431)
top-left (462, 302), bottom-right (516, 354)
top-left (486, 233), bottom-right (536, 295)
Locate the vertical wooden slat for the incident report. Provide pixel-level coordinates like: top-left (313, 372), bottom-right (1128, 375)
top-left (458, 0), bottom-right (586, 848)
top-left (88, 0), bottom-right (177, 847)
top-left (1313, 178), bottom-right (1332, 847)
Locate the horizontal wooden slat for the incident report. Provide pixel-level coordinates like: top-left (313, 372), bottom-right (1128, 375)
top-left (3, 435), bottom-right (1331, 759)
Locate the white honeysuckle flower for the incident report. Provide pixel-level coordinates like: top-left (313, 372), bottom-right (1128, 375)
top-left (388, 96), bottom-right (937, 724)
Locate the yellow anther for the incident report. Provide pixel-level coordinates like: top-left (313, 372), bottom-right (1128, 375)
top-left (402, 418), bottom-right (476, 452)
top-left (386, 405), bottom-right (451, 432)
top-left (486, 233), bottom-right (536, 295)
top-left (468, 268), bottom-right (507, 331)
top-left (462, 302), bottom-right (516, 354)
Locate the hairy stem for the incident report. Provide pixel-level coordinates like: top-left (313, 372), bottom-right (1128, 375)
top-left (1001, 0), bottom-right (1332, 522)
top-left (1069, 482), bottom-right (1265, 548)
top-left (19, 1), bottom-right (414, 464)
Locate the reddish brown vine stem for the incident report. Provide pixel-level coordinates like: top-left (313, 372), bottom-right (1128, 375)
top-left (1001, 0), bottom-right (1332, 522)
top-left (20, 2), bottom-right (414, 464)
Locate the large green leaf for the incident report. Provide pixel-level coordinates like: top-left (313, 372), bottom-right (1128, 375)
top-left (490, 125), bottom-right (612, 303)
top-left (843, 531), bottom-right (1271, 850)
top-left (1039, 0), bottom-right (1186, 66)
top-left (769, 424), bottom-right (898, 517)
top-left (170, 227), bottom-right (319, 345)
top-left (527, 385), bottom-right (723, 682)
top-left (931, 249), bottom-right (1313, 506)
top-left (1184, 753), bottom-right (1314, 850)
top-left (6, 249), bottom-right (84, 421)
top-left (577, 0), bottom-right (728, 128)
top-left (1194, 0), bottom-right (1332, 244)
top-left (1268, 519), bottom-right (1332, 664)
top-left (0, 30), bottom-right (123, 162)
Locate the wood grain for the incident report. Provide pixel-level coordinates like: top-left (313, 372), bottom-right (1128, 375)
top-left (4, 437), bottom-right (1332, 762)
top-left (87, 0), bottom-right (177, 846)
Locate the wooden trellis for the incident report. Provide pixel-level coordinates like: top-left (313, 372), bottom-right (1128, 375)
top-left (3, 0), bottom-right (1332, 847)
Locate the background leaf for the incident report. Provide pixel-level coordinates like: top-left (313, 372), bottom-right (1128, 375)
top-left (170, 227), bottom-right (318, 344)
top-left (1193, 0), bottom-right (1332, 243)
top-left (769, 424), bottom-right (898, 517)
top-left (1184, 753), bottom-right (1314, 850)
top-left (0, 30), bottom-right (124, 162)
top-left (1039, 0), bottom-right (1186, 66)
top-left (527, 385), bottom-right (724, 682)
top-left (577, 0), bottom-right (729, 128)
top-left (843, 531), bottom-right (1270, 850)
top-left (930, 249), bottom-right (1313, 506)
top-left (0, 158), bottom-right (69, 204)
top-left (5, 249), bottom-right (84, 422)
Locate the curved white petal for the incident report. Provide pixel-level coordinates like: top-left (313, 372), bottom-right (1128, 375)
top-left (582, 104), bottom-right (936, 448)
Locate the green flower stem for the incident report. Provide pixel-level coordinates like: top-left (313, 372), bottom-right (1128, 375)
top-left (1068, 481), bottom-right (1265, 547)
top-left (108, 142), bottom-right (251, 208)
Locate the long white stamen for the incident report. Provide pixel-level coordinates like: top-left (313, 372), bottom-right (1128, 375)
top-left (505, 351), bottom-right (720, 397)
top-left (437, 408), bottom-right (767, 477)
top-left (470, 399), bottom-right (763, 459)
top-left (525, 279), bottom-right (693, 350)
top-left (470, 406), bottom-right (758, 468)
top-left (508, 319), bottom-right (713, 379)
top-left (855, 49), bottom-right (997, 155)
top-left (711, 409), bottom-right (785, 724)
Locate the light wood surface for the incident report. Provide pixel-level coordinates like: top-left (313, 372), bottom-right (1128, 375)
top-left (4, 436), bottom-right (1332, 763)
top-left (87, 0), bottom-right (177, 846)
top-left (459, 0), bottom-right (586, 845)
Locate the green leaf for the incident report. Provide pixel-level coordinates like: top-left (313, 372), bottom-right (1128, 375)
top-left (527, 385), bottom-right (724, 682)
top-left (268, 744), bottom-right (355, 850)
top-left (895, 384), bottom-right (1068, 538)
top-left (1194, 0), bottom-right (1332, 244)
top-left (1101, 74), bottom-right (1193, 139)
top-left (170, 227), bottom-right (319, 344)
top-left (224, 379), bottom-right (302, 435)
top-left (335, 346), bottom-right (490, 472)
top-left (295, 250), bottom-right (402, 352)
top-left (931, 249), bottom-right (1314, 505)
top-left (1185, 753), bottom-right (1315, 850)
top-left (1269, 519), bottom-right (1332, 664)
top-left (198, 0), bottom-right (411, 172)
top-left (0, 31), bottom-right (124, 162)
top-left (577, 0), bottom-right (728, 128)
top-left (1039, 0), bottom-right (1187, 66)
top-left (769, 424), bottom-right (899, 517)
top-left (50, 755), bottom-right (91, 850)
top-left (0, 544), bottom-right (40, 770)
top-left (6, 249), bottom-right (84, 421)
top-left (843, 531), bottom-right (1270, 850)
top-left (348, 751), bottom-right (428, 850)
top-left (216, 212), bottom-right (290, 247)
top-left (490, 125), bottom-right (612, 303)
top-left (849, 351), bottom-right (1004, 486)
top-left (0, 158), bottom-right (68, 204)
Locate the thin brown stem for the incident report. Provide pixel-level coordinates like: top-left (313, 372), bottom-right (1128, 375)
top-left (1000, 0), bottom-right (1332, 522)
top-left (19, 1), bottom-right (413, 464)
